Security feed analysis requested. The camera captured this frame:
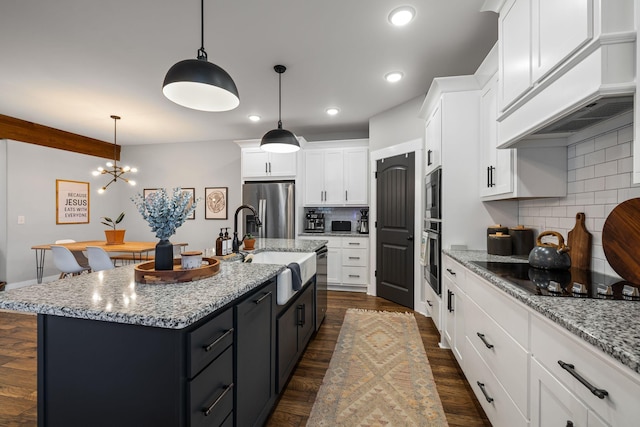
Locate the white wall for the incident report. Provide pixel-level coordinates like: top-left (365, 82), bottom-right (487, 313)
top-left (519, 120), bottom-right (639, 276)
top-left (121, 139), bottom-right (241, 253)
top-left (368, 95), bottom-right (425, 152)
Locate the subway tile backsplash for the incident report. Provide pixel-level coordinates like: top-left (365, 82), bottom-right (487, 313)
top-left (519, 122), bottom-right (639, 277)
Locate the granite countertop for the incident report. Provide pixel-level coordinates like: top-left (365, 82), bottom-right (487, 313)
top-left (445, 249), bottom-right (640, 375)
top-left (0, 238), bottom-right (327, 330)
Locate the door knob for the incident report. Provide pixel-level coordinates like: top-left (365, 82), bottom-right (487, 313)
top-left (407, 235), bottom-right (414, 241)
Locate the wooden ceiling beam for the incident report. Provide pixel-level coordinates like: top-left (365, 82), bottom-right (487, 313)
top-left (0, 114), bottom-right (120, 160)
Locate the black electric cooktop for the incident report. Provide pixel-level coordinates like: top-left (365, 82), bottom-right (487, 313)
top-left (470, 261), bottom-right (640, 301)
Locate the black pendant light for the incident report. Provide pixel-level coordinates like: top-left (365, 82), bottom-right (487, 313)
top-left (260, 65), bottom-right (300, 153)
top-left (162, 0), bottom-right (239, 112)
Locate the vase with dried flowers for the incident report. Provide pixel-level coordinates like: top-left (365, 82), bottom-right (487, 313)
top-left (132, 188), bottom-right (198, 270)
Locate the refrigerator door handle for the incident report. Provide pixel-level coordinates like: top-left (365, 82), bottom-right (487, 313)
top-left (258, 199), bottom-right (266, 238)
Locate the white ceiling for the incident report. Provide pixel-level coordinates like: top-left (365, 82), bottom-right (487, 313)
top-left (0, 0), bottom-right (497, 146)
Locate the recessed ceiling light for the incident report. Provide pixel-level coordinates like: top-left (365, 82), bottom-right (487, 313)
top-left (248, 115), bottom-right (261, 122)
top-left (389, 6), bottom-right (416, 27)
top-left (385, 71), bottom-right (404, 83)
top-left (326, 107), bottom-right (340, 116)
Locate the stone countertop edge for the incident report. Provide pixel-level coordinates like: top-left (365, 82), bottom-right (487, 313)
top-left (0, 238), bottom-right (326, 330)
top-left (444, 249), bottom-right (640, 375)
top-left (298, 231), bottom-right (370, 238)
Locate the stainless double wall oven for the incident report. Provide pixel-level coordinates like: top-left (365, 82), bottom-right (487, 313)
top-left (422, 168), bottom-right (442, 295)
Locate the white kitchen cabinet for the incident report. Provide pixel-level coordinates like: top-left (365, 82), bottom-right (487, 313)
top-left (343, 148), bottom-right (368, 205)
top-left (325, 237), bottom-right (342, 284)
top-left (478, 66), bottom-right (567, 200)
top-left (499, 0), bottom-right (531, 110)
top-left (303, 146), bottom-right (368, 206)
top-left (441, 256), bottom-right (466, 365)
top-left (424, 103), bottom-right (442, 175)
top-left (241, 147), bottom-right (297, 179)
top-left (422, 276), bottom-right (441, 333)
top-left (479, 73), bottom-right (513, 198)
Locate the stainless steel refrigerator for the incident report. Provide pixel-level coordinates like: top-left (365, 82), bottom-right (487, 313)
top-left (242, 181), bottom-right (295, 239)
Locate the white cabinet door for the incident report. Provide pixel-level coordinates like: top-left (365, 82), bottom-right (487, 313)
top-left (530, 358), bottom-right (589, 427)
top-left (531, 0), bottom-right (593, 83)
top-left (442, 273), bottom-right (455, 348)
top-left (323, 150), bottom-right (344, 205)
top-left (425, 103), bottom-right (442, 175)
top-left (242, 149), bottom-right (270, 178)
top-left (423, 278), bottom-right (441, 332)
top-left (303, 151), bottom-right (325, 206)
top-left (327, 247), bottom-right (342, 283)
top-left (343, 148), bottom-right (368, 205)
top-left (268, 151), bottom-right (297, 177)
top-left (499, 0), bottom-right (531, 110)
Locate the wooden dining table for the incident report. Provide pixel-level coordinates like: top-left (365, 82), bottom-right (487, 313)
top-left (31, 241), bottom-right (186, 284)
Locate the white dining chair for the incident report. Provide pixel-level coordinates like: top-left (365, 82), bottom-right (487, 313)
top-left (50, 245), bottom-right (91, 279)
top-left (55, 239), bottom-right (90, 269)
top-left (86, 246), bottom-right (115, 272)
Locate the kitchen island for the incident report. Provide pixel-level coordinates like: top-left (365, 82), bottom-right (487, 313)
top-left (443, 249), bottom-right (640, 427)
top-left (0, 238), bottom-right (327, 427)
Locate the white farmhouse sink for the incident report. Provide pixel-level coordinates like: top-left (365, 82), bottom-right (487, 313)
top-left (249, 251), bottom-right (316, 305)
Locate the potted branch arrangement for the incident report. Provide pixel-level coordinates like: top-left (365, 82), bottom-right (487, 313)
top-left (132, 188), bottom-right (198, 270)
top-left (102, 212), bottom-right (126, 245)
top-left (242, 233), bottom-right (256, 250)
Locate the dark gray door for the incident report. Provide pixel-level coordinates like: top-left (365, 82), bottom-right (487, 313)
top-left (376, 152), bottom-right (415, 309)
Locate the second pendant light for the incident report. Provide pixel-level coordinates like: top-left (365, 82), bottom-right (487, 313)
top-left (260, 65), bottom-right (300, 153)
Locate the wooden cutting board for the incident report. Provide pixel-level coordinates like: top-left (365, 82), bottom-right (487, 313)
top-left (567, 212), bottom-right (592, 270)
top-left (602, 198), bottom-right (640, 284)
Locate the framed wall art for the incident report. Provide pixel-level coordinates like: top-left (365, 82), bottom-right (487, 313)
top-left (181, 188), bottom-right (196, 220)
top-left (143, 188), bottom-right (158, 200)
top-left (205, 187), bottom-right (228, 220)
top-left (56, 179), bottom-right (90, 224)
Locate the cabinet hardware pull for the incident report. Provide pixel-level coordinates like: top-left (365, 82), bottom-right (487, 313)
top-left (476, 333), bottom-right (494, 349)
top-left (348, 274), bottom-right (360, 278)
top-left (427, 149), bottom-right (432, 166)
top-left (265, 163), bottom-right (268, 174)
top-left (447, 289), bottom-right (454, 312)
top-left (345, 190), bottom-right (348, 201)
top-left (476, 381), bottom-right (494, 403)
top-left (297, 304), bottom-right (305, 326)
top-left (489, 166), bottom-right (496, 187)
top-left (348, 242), bottom-right (360, 245)
top-left (446, 268), bottom-right (456, 276)
top-left (203, 328), bottom-right (234, 352)
top-left (487, 166), bottom-right (490, 188)
top-left (254, 291), bottom-right (272, 305)
top-left (268, 162), bottom-right (271, 173)
top-left (426, 300), bottom-right (433, 307)
top-left (558, 360), bottom-right (608, 399)
top-left (203, 383), bottom-right (234, 416)
top-left (348, 256), bottom-right (360, 260)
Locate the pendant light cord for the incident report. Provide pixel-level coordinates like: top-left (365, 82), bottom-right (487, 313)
top-left (278, 71), bottom-right (283, 129)
top-left (197, 0), bottom-right (207, 60)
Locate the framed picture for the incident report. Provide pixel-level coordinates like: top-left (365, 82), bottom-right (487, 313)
top-left (181, 188), bottom-right (196, 220)
top-left (143, 188), bottom-right (158, 200)
top-left (205, 187), bottom-right (228, 220)
top-left (56, 179), bottom-right (90, 224)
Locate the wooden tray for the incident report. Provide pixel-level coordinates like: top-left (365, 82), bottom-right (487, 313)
top-left (134, 257), bottom-right (220, 284)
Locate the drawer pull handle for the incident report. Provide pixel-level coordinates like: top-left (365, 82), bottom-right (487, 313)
top-left (348, 256), bottom-right (360, 260)
top-left (476, 381), bottom-right (494, 403)
top-left (558, 360), bottom-right (608, 399)
top-left (348, 242), bottom-right (361, 246)
top-left (476, 333), bottom-right (494, 349)
top-left (203, 328), bottom-right (234, 352)
top-left (426, 300), bottom-right (433, 307)
top-left (203, 383), bottom-right (234, 416)
top-left (297, 304), bottom-right (305, 326)
top-left (348, 274), bottom-right (360, 278)
top-left (254, 291), bottom-right (272, 305)
top-left (446, 268), bottom-right (456, 276)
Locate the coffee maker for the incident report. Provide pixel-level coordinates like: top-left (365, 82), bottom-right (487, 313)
top-left (305, 209), bottom-right (325, 233)
top-left (357, 209), bottom-right (369, 234)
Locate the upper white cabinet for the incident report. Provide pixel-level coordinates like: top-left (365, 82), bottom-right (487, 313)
top-left (424, 103), bottom-right (442, 175)
top-left (499, 0), bottom-right (532, 110)
top-left (241, 148), bottom-right (297, 179)
top-left (303, 142), bottom-right (369, 207)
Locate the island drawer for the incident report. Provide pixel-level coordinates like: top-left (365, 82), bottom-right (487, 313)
top-left (188, 308), bottom-right (234, 378)
top-left (189, 346), bottom-right (234, 427)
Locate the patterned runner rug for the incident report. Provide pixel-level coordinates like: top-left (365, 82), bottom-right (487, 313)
top-left (307, 309), bottom-right (449, 426)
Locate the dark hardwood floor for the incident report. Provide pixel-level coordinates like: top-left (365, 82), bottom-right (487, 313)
top-left (0, 292), bottom-right (490, 426)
